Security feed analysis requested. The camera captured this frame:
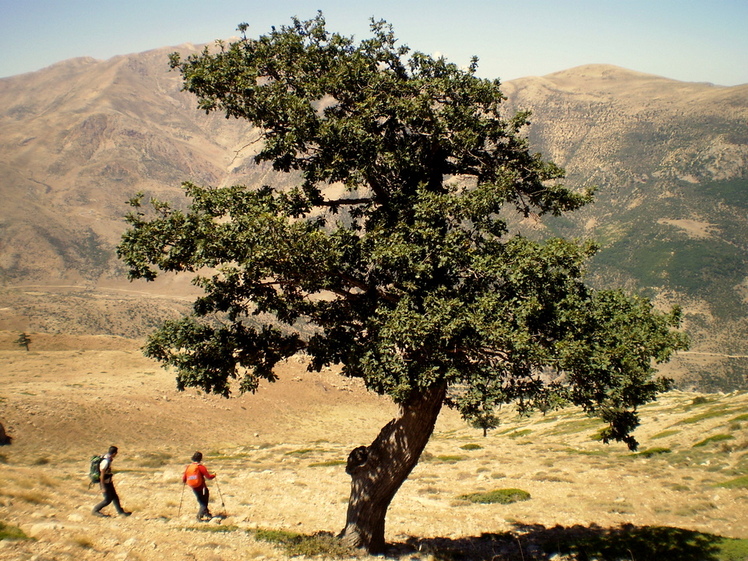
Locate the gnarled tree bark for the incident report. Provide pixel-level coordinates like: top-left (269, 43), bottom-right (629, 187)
top-left (339, 383), bottom-right (447, 553)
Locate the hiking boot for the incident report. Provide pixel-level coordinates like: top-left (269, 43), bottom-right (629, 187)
top-left (92, 511), bottom-right (106, 517)
top-left (118, 511), bottom-right (131, 517)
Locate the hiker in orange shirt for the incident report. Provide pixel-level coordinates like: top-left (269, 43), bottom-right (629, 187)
top-left (183, 451), bottom-right (216, 521)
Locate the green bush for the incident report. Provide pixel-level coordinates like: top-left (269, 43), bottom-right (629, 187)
top-left (459, 488), bottom-right (531, 504)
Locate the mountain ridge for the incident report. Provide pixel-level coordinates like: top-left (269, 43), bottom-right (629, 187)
top-left (1, 47), bottom-right (746, 390)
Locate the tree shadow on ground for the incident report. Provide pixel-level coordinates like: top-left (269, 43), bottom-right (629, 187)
top-left (397, 523), bottom-right (726, 560)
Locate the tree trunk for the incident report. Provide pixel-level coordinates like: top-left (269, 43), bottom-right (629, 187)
top-left (339, 383), bottom-right (447, 554)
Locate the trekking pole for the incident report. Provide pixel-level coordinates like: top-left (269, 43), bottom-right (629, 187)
top-left (178, 482), bottom-right (185, 517)
top-left (215, 479), bottom-right (226, 511)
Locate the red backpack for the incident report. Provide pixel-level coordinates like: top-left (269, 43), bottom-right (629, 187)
top-left (184, 463), bottom-right (204, 488)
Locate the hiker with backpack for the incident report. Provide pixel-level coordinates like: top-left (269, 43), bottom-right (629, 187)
top-left (92, 445), bottom-right (131, 517)
top-left (183, 451), bottom-right (216, 521)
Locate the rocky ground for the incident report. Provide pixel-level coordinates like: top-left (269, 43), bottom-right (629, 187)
top-left (0, 333), bottom-right (747, 560)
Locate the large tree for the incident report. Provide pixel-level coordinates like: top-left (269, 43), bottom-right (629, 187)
top-left (118, 14), bottom-right (687, 553)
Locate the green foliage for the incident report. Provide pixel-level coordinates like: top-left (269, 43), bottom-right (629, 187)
top-left (118, 13), bottom-right (687, 455)
top-left (460, 443), bottom-right (483, 450)
top-left (459, 488), bottom-right (531, 504)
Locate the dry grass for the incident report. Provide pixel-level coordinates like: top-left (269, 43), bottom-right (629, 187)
top-left (0, 341), bottom-right (747, 560)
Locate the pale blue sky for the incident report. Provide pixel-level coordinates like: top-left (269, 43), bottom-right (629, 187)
top-left (1, 0), bottom-right (747, 85)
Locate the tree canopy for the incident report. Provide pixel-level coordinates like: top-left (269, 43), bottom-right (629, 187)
top-left (118, 13), bottom-right (688, 552)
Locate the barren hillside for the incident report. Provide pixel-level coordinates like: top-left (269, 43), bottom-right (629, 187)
top-left (2, 53), bottom-right (747, 391)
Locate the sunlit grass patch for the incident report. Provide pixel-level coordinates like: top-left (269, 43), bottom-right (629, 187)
top-left (635, 447), bottom-right (672, 458)
top-left (10, 490), bottom-right (50, 505)
top-left (183, 524), bottom-right (240, 533)
top-left (309, 460), bottom-right (346, 468)
top-left (678, 407), bottom-right (734, 425)
top-left (714, 475), bottom-right (748, 489)
top-left (693, 434), bottom-right (734, 447)
top-left (286, 448), bottom-right (318, 456)
top-left (430, 455), bottom-right (467, 463)
top-left (138, 451), bottom-right (173, 467)
top-left (651, 429), bottom-right (680, 440)
top-left (458, 488), bottom-right (531, 504)
top-left (506, 429), bottom-right (533, 439)
top-left (546, 418), bottom-right (604, 436)
top-left (69, 535), bottom-right (96, 549)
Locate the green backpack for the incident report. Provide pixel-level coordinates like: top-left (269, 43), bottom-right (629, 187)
top-left (88, 454), bottom-right (103, 485)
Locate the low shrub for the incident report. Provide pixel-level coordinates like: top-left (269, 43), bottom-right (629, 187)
top-left (459, 488), bottom-right (531, 504)
top-left (252, 529), bottom-right (353, 557)
top-left (0, 521), bottom-right (32, 540)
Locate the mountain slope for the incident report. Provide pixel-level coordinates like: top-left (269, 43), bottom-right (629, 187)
top-left (0, 54), bottom-right (746, 390)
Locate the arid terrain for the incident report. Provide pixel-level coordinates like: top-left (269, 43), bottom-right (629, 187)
top-left (1, 333), bottom-right (746, 560)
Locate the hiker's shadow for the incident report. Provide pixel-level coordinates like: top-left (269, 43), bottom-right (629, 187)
top-left (400, 523), bottom-right (725, 560)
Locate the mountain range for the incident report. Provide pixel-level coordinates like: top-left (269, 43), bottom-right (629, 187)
top-left (1, 45), bottom-right (746, 390)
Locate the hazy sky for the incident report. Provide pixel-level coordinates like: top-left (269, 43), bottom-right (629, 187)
top-left (1, 0), bottom-right (747, 85)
